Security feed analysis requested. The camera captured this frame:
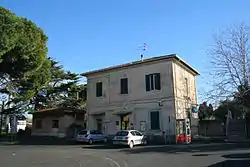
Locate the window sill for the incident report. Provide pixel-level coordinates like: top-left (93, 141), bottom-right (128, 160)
top-left (150, 129), bottom-right (161, 132)
top-left (120, 93), bottom-right (129, 96)
top-left (146, 89), bottom-right (161, 92)
top-left (96, 96), bottom-right (105, 100)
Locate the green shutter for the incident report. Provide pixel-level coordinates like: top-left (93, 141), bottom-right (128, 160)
top-left (155, 73), bottom-right (161, 90)
top-left (145, 75), bottom-right (150, 91)
top-left (96, 82), bottom-right (102, 97)
top-left (121, 78), bottom-right (128, 94)
top-left (150, 111), bottom-right (160, 130)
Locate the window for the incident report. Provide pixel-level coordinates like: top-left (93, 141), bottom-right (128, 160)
top-left (96, 130), bottom-right (103, 135)
top-left (116, 121), bottom-right (119, 126)
top-left (96, 82), bottom-right (103, 97)
top-left (145, 73), bottom-right (161, 91)
top-left (120, 78), bottom-right (128, 94)
top-left (185, 78), bottom-right (189, 97)
top-left (130, 131), bottom-right (136, 136)
top-left (78, 130), bottom-right (87, 135)
top-left (115, 131), bottom-right (129, 136)
top-left (35, 120), bottom-right (42, 129)
top-left (52, 120), bottom-right (59, 128)
top-left (134, 131), bottom-right (142, 136)
top-left (150, 111), bottom-right (160, 130)
top-left (90, 130), bottom-right (96, 135)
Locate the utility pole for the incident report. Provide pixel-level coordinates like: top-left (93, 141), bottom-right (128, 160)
top-left (0, 100), bottom-right (5, 141)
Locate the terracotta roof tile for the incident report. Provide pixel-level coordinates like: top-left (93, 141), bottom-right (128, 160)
top-left (81, 54), bottom-right (199, 76)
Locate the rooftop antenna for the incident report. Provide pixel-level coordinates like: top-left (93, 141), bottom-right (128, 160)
top-left (137, 43), bottom-right (148, 61)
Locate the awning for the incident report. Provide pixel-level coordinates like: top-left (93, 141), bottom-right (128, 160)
top-left (90, 111), bottom-right (105, 116)
top-left (113, 110), bottom-right (132, 116)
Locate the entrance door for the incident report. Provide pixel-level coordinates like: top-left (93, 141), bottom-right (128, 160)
top-left (120, 115), bottom-right (129, 130)
top-left (96, 119), bottom-right (102, 131)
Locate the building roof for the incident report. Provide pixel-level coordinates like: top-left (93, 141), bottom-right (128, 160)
top-left (30, 108), bottom-right (86, 115)
top-left (81, 54), bottom-right (200, 77)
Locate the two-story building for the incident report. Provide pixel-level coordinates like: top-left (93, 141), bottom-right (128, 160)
top-left (81, 54), bottom-right (199, 140)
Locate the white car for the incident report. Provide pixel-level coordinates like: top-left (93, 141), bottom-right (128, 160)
top-left (112, 130), bottom-right (147, 148)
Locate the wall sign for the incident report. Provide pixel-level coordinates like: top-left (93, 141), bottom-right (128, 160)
top-left (140, 121), bottom-right (146, 132)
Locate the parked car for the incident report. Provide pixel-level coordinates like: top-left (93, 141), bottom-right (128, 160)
top-left (112, 130), bottom-right (147, 148)
top-left (76, 130), bottom-right (107, 144)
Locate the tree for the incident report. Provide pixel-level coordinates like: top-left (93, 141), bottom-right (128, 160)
top-left (214, 100), bottom-right (244, 123)
top-left (207, 23), bottom-right (250, 101)
top-left (0, 7), bottom-right (51, 113)
top-left (60, 84), bottom-right (87, 110)
top-left (198, 102), bottom-right (214, 120)
top-left (0, 7), bottom-right (48, 78)
top-left (31, 59), bottom-right (86, 111)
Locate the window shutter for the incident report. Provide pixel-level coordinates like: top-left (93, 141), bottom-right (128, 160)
top-left (150, 111), bottom-right (160, 130)
top-left (155, 73), bottom-right (161, 90)
top-left (124, 78), bottom-right (128, 94)
top-left (145, 75), bottom-right (150, 91)
top-left (120, 79), bottom-right (123, 94)
top-left (150, 74), bottom-right (154, 90)
top-left (96, 83), bottom-right (98, 97)
top-left (121, 78), bottom-right (128, 94)
top-left (99, 82), bottom-right (102, 96)
top-left (96, 82), bottom-right (102, 97)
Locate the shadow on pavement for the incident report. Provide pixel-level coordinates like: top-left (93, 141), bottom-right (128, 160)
top-left (222, 153), bottom-right (250, 159)
top-left (192, 153), bottom-right (211, 156)
top-left (0, 136), bottom-right (80, 146)
top-left (81, 144), bottom-right (128, 150)
top-left (208, 159), bottom-right (250, 167)
top-left (208, 152), bottom-right (250, 167)
top-left (120, 143), bottom-right (250, 154)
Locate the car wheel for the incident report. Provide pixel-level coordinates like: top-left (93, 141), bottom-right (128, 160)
top-left (129, 141), bottom-right (134, 148)
top-left (88, 139), bottom-right (93, 145)
top-left (143, 139), bottom-right (147, 145)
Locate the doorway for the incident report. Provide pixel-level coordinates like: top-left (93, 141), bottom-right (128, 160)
top-left (120, 115), bottom-right (129, 130)
top-left (96, 119), bottom-right (102, 131)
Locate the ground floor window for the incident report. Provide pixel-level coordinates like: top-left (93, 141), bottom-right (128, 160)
top-left (150, 111), bottom-right (160, 130)
top-left (35, 120), bottom-right (42, 129)
top-left (52, 120), bottom-right (59, 128)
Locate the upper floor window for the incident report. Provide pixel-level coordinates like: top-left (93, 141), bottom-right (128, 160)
top-left (120, 78), bottom-right (128, 94)
top-left (184, 77), bottom-right (188, 97)
top-left (145, 73), bottom-right (161, 91)
top-left (96, 82), bottom-right (103, 97)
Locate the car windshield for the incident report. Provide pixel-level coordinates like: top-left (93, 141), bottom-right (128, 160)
top-left (78, 131), bottom-right (87, 135)
top-left (115, 131), bottom-right (129, 136)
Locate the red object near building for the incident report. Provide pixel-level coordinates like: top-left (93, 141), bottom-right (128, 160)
top-left (177, 135), bottom-right (185, 143)
top-left (187, 136), bottom-right (191, 143)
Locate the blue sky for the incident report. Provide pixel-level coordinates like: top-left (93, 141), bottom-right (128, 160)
top-left (1, 0), bottom-right (250, 101)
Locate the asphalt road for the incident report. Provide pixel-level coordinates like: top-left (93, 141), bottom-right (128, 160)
top-left (1, 143), bottom-right (250, 167)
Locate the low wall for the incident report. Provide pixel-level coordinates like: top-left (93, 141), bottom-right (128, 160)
top-left (198, 120), bottom-right (224, 137)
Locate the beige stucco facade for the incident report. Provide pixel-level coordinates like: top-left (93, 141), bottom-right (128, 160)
top-left (84, 55), bottom-right (199, 137)
top-left (32, 111), bottom-right (86, 138)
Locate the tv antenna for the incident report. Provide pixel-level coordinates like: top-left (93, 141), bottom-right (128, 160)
top-left (137, 43), bottom-right (148, 61)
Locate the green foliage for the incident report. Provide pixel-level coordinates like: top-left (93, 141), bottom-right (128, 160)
top-left (214, 100), bottom-right (244, 123)
top-left (0, 7), bottom-right (86, 114)
top-left (0, 7), bottom-right (50, 114)
top-left (0, 7), bottom-right (48, 78)
top-left (234, 83), bottom-right (250, 109)
top-left (60, 84), bottom-right (87, 110)
top-left (32, 59), bottom-right (86, 111)
top-left (198, 102), bottom-right (214, 120)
